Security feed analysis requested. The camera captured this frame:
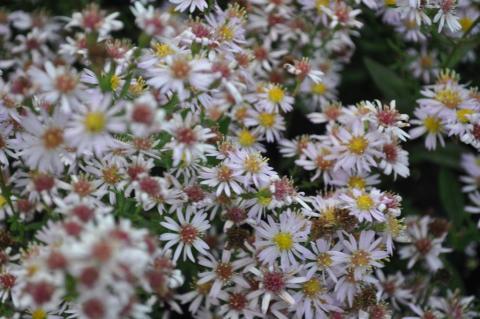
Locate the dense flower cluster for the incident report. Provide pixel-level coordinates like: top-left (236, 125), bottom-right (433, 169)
top-left (410, 70), bottom-right (480, 150)
top-left (0, 0), bottom-right (477, 319)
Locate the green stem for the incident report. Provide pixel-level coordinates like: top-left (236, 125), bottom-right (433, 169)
top-left (443, 16), bottom-right (480, 68)
top-left (0, 170), bottom-right (16, 215)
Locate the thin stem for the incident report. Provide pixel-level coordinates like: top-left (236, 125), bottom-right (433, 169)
top-left (443, 16), bottom-right (480, 68)
top-left (0, 169), bottom-right (16, 215)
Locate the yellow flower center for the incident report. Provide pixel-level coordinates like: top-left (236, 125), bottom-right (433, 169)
top-left (348, 176), bottom-right (366, 189)
top-left (273, 232), bottom-right (294, 251)
top-left (258, 112), bottom-right (276, 128)
top-left (456, 109), bottom-right (474, 124)
top-left (322, 207), bottom-right (336, 224)
top-left (315, 0), bottom-right (329, 11)
top-left (238, 129), bottom-right (256, 147)
top-left (257, 194), bottom-right (272, 206)
top-left (348, 136), bottom-right (368, 155)
top-left (31, 309), bottom-right (47, 319)
top-left (218, 25), bottom-right (234, 41)
top-left (386, 214), bottom-right (403, 237)
top-left (102, 165), bottom-right (121, 185)
top-left (435, 89), bottom-right (461, 109)
top-left (129, 77), bottom-right (147, 95)
top-left (244, 155), bottom-right (263, 173)
top-left (351, 250), bottom-right (371, 267)
top-left (317, 252), bottom-right (333, 267)
top-left (302, 278), bottom-right (323, 298)
top-left (110, 74), bottom-right (121, 91)
top-left (0, 194), bottom-right (7, 208)
top-left (423, 116), bottom-right (441, 133)
top-left (267, 86), bottom-right (285, 103)
top-left (153, 43), bottom-right (174, 58)
top-left (356, 194), bottom-right (374, 210)
top-left (459, 17), bottom-right (473, 32)
top-left (311, 82), bottom-right (326, 95)
top-left (197, 281), bottom-right (213, 295)
top-left (384, 0), bottom-right (396, 5)
top-left (84, 112), bottom-right (106, 133)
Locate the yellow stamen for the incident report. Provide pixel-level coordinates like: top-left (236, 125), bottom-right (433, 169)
top-left (268, 86), bottom-right (285, 103)
top-left (348, 176), bottom-right (366, 189)
top-left (0, 194), bottom-right (6, 208)
top-left (356, 194), bottom-right (374, 210)
top-left (456, 109), bottom-right (474, 124)
top-left (273, 232), bottom-right (294, 250)
top-left (110, 74), bottom-right (121, 91)
top-left (302, 278), bottom-right (323, 297)
top-left (238, 129), bottom-right (256, 147)
top-left (258, 112), bottom-right (276, 128)
top-left (311, 82), bottom-right (326, 95)
top-left (348, 136), bottom-right (368, 155)
top-left (84, 112), bottom-right (106, 134)
top-left (423, 116), bottom-right (441, 133)
top-left (31, 309), bottom-right (47, 319)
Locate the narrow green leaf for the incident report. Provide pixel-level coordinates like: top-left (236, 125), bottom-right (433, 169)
top-left (438, 168), bottom-right (465, 227)
top-left (363, 57), bottom-right (412, 112)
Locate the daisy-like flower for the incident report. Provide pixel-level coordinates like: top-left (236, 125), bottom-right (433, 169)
top-left (399, 216), bottom-right (452, 271)
top-left (27, 61), bottom-right (82, 112)
top-left (160, 207), bottom-right (211, 262)
top-left (255, 210), bottom-right (314, 269)
top-left (257, 83), bottom-right (294, 113)
top-left (164, 113), bottom-right (216, 167)
top-left (295, 142), bottom-right (335, 183)
top-left (16, 109), bottom-right (68, 174)
top-left (291, 273), bottom-right (343, 319)
top-left (217, 287), bottom-right (262, 319)
top-left (304, 239), bottom-right (342, 282)
top-left (365, 100), bottom-right (410, 141)
top-left (229, 150), bottom-right (277, 188)
top-left (126, 93), bottom-right (165, 136)
top-left (379, 141), bottom-right (410, 179)
top-left (278, 135), bottom-right (310, 158)
top-left (409, 106), bottom-right (445, 150)
top-left (408, 47), bottom-right (439, 83)
top-left (302, 78), bottom-right (338, 109)
top-left (196, 250), bottom-right (249, 298)
top-left (329, 171), bottom-right (380, 190)
top-left (433, 0), bottom-right (461, 33)
top-left (307, 102), bottom-right (344, 124)
top-left (340, 188), bottom-right (387, 222)
top-left (375, 270), bottom-right (412, 309)
top-left (66, 3), bottom-right (123, 38)
top-left (144, 55), bottom-right (213, 101)
top-left (248, 266), bottom-right (307, 314)
top-left (328, 120), bottom-right (383, 173)
top-left (65, 91), bottom-right (126, 156)
top-left (0, 124), bottom-right (16, 167)
top-left (284, 57), bottom-right (323, 83)
top-left (199, 162), bottom-right (243, 197)
top-left (130, 2), bottom-right (175, 38)
top-left (170, 0), bottom-right (208, 13)
top-left (245, 108), bottom-right (286, 142)
top-left (331, 230), bottom-right (388, 280)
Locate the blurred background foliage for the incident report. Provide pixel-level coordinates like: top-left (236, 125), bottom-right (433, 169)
top-left (2, 0), bottom-right (480, 303)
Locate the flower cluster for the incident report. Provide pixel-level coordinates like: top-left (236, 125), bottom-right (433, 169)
top-left (0, 0), bottom-right (477, 319)
top-left (410, 70), bottom-right (480, 150)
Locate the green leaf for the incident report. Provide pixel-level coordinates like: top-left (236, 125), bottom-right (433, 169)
top-left (363, 57), bottom-right (412, 112)
top-left (409, 143), bottom-right (468, 169)
top-left (438, 168), bottom-right (465, 227)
